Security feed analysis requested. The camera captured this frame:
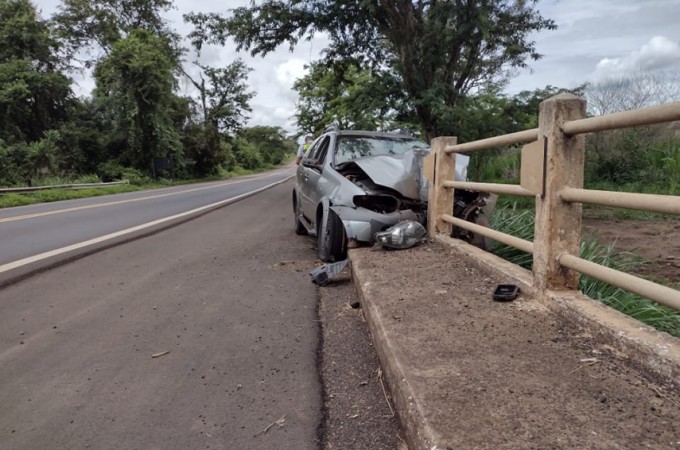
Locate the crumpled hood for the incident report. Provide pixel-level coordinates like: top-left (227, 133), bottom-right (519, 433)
top-left (352, 150), bottom-right (422, 199)
top-left (350, 148), bottom-right (470, 201)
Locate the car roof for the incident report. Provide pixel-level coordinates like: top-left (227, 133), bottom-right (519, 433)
top-left (331, 130), bottom-right (422, 140)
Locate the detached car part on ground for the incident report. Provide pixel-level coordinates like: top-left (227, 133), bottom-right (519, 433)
top-left (293, 129), bottom-right (489, 262)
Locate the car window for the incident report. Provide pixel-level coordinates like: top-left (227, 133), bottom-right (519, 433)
top-left (309, 136), bottom-right (330, 164)
top-left (303, 138), bottom-right (321, 160)
top-left (334, 136), bottom-right (429, 165)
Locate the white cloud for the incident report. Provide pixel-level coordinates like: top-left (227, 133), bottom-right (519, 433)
top-left (592, 36), bottom-right (680, 79)
top-left (507, 0), bottom-right (680, 93)
top-left (275, 59), bottom-right (309, 88)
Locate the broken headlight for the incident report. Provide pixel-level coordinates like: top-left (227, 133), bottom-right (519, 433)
top-left (374, 220), bottom-right (427, 249)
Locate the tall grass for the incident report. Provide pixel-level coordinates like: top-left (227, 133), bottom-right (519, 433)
top-left (490, 207), bottom-right (680, 338)
top-left (489, 207), bottom-right (534, 268)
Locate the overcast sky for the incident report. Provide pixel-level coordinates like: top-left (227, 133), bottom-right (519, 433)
top-left (34, 0), bottom-right (680, 134)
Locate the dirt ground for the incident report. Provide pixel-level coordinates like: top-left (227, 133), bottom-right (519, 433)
top-left (582, 218), bottom-right (680, 283)
top-left (317, 271), bottom-right (406, 450)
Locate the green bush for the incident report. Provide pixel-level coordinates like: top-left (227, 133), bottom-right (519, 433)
top-left (471, 148), bottom-right (521, 183)
top-left (233, 139), bottom-right (264, 170)
top-left (97, 161), bottom-right (126, 182)
top-left (121, 168), bottom-right (152, 185)
top-left (73, 174), bottom-right (101, 184)
top-left (0, 141), bottom-right (30, 186)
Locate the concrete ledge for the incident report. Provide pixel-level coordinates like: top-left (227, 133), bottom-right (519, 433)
top-left (350, 239), bottom-right (680, 450)
top-left (434, 234), bottom-right (680, 384)
top-left (350, 252), bottom-right (441, 450)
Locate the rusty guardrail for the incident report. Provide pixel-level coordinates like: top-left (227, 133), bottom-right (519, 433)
top-left (428, 94), bottom-right (680, 312)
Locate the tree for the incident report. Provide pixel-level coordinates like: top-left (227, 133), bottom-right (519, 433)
top-left (293, 62), bottom-right (412, 134)
top-left (177, 59), bottom-right (253, 176)
top-left (583, 71), bottom-right (680, 186)
top-left (54, 0), bottom-right (177, 65)
top-left (0, 0), bottom-right (72, 143)
top-left (460, 84), bottom-right (584, 180)
top-left (181, 60), bottom-right (253, 133)
top-left (94, 29), bottom-right (183, 172)
top-left (186, 0), bottom-right (555, 140)
top-left (585, 71), bottom-right (680, 116)
top-left (237, 126), bottom-right (292, 165)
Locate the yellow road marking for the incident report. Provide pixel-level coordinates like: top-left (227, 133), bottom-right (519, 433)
top-left (0, 174), bottom-right (274, 224)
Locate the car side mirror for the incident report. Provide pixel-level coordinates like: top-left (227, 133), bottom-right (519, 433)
top-left (302, 159), bottom-right (323, 172)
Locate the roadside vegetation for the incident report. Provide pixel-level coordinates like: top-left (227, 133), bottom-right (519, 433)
top-left (0, 162), bottom-right (287, 208)
top-left (0, 0), bottom-right (294, 191)
top-left (490, 207), bottom-right (680, 338)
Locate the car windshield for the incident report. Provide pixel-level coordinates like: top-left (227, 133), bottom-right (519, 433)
top-left (334, 136), bottom-right (429, 165)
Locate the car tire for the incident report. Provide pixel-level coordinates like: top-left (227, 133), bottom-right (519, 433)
top-left (293, 195), bottom-right (307, 236)
top-left (317, 209), bottom-right (347, 262)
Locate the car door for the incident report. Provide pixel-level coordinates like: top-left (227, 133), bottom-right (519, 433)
top-left (299, 135), bottom-right (331, 224)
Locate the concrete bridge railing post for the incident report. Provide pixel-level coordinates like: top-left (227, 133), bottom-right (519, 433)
top-left (427, 137), bottom-right (457, 237)
top-left (533, 94), bottom-right (587, 291)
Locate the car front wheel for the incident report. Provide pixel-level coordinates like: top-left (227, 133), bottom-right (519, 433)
top-left (317, 209), bottom-right (347, 262)
top-left (293, 195), bottom-right (307, 235)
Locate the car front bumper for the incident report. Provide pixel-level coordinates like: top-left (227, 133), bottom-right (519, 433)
top-left (330, 205), bottom-right (424, 243)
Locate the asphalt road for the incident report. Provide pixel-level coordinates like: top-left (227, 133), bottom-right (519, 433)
top-left (0, 166), bottom-right (293, 266)
top-left (0, 176), bottom-right (323, 450)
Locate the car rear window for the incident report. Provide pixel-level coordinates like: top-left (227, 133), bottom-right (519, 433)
top-left (335, 136), bottom-right (429, 164)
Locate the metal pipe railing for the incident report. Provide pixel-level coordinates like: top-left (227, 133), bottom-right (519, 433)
top-left (560, 188), bottom-right (680, 216)
top-left (559, 253), bottom-right (680, 312)
top-left (562, 101), bottom-right (680, 136)
top-left (441, 214), bottom-right (534, 254)
top-left (444, 128), bottom-right (538, 154)
top-left (430, 97), bottom-right (680, 316)
top-left (445, 181), bottom-right (536, 197)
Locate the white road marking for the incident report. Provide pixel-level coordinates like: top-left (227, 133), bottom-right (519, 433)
top-left (0, 173), bottom-right (277, 224)
top-left (0, 176), bottom-right (293, 275)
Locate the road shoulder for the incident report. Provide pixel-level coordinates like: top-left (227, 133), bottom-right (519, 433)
top-left (317, 268), bottom-right (405, 450)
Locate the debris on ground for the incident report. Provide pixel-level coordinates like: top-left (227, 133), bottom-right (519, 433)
top-left (492, 284), bottom-right (520, 301)
top-left (151, 350), bottom-right (170, 358)
top-left (256, 415), bottom-right (286, 437)
top-left (310, 259), bottom-right (350, 286)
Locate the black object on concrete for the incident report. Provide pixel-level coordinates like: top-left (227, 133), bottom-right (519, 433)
top-left (492, 284), bottom-right (520, 302)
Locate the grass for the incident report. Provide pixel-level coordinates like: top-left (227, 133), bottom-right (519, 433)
top-left (0, 185), bottom-right (142, 208)
top-left (489, 207), bottom-right (680, 338)
top-left (0, 163), bottom-right (288, 209)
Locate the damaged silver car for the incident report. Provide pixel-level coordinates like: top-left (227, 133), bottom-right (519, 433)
top-left (293, 129), bottom-right (467, 261)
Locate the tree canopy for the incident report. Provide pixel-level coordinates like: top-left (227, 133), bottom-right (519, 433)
top-left (186, 0), bottom-right (555, 140)
top-left (0, 0), bottom-right (72, 144)
top-left (293, 62), bottom-right (410, 135)
top-left (54, 0), bottom-right (177, 65)
top-left (94, 29), bottom-right (183, 169)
